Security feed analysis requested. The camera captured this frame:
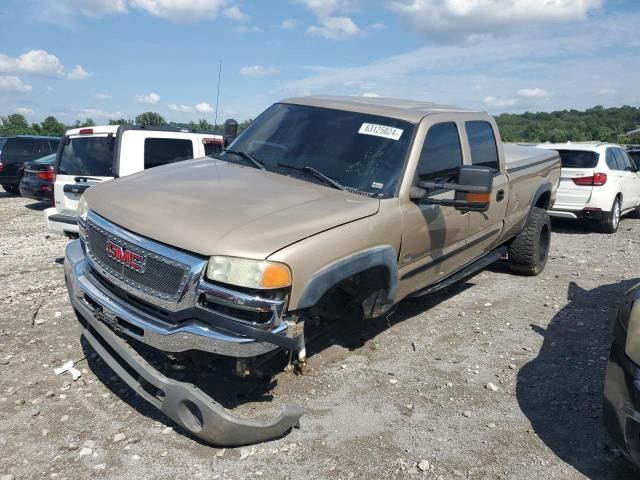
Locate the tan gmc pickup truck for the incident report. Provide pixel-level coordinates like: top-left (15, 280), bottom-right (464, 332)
top-left (64, 96), bottom-right (560, 446)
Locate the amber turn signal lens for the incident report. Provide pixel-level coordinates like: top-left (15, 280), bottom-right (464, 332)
top-left (262, 263), bottom-right (292, 289)
top-left (465, 192), bottom-right (491, 203)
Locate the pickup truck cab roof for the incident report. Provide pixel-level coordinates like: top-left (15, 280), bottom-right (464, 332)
top-left (282, 95), bottom-right (480, 122)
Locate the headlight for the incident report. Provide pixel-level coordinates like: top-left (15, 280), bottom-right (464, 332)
top-left (77, 195), bottom-right (89, 240)
top-left (206, 256), bottom-right (291, 289)
top-left (77, 195), bottom-right (89, 222)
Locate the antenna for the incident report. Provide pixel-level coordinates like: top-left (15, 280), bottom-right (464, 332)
top-left (214, 59), bottom-right (222, 128)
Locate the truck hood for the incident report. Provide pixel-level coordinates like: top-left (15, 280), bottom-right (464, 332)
top-left (85, 158), bottom-right (380, 258)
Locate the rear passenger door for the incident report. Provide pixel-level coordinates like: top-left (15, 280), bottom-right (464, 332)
top-left (464, 120), bottom-right (509, 261)
top-left (614, 148), bottom-right (640, 210)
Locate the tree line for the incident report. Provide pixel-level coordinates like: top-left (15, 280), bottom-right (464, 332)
top-left (2, 105), bottom-right (640, 144)
top-left (0, 111), bottom-right (252, 137)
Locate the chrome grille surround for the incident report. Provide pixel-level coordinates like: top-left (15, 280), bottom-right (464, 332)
top-left (85, 211), bottom-right (207, 312)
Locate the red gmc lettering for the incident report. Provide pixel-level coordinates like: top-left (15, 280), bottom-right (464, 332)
top-left (105, 240), bottom-right (145, 272)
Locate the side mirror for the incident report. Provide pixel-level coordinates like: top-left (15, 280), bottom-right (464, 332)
top-left (223, 119), bottom-right (238, 146)
top-left (410, 165), bottom-right (494, 212)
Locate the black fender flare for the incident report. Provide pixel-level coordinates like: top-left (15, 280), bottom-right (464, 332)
top-left (296, 245), bottom-right (398, 310)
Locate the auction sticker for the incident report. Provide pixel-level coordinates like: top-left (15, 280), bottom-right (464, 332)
top-left (358, 123), bottom-right (403, 141)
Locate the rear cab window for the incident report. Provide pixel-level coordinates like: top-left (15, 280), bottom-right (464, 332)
top-left (557, 150), bottom-right (599, 169)
top-left (465, 121), bottom-right (499, 172)
top-left (144, 138), bottom-right (194, 169)
top-left (57, 136), bottom-right (115, 177)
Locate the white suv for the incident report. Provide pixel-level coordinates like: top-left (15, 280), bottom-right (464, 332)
top-left (537, 142), bottom-right (640, 233)
top-left (45, 124), bottom-right (229, 237)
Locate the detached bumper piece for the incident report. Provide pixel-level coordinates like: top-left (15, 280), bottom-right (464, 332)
top-left (65, 239), bottom-right (304, 446)
top-left (79, 310), bottom-right (303, 446)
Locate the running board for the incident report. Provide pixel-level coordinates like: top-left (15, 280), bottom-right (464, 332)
top-left (409, 247), bottom-right (507, 298)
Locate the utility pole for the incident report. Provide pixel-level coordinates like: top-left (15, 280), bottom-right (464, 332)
top-left (214, 60), bottom-right (222, 129)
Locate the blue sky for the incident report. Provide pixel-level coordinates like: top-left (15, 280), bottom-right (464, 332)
top-left (1, 0), bottom-right (639, 124)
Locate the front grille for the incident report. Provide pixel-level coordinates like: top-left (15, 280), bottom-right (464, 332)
top-left (86, 220), bottom-right (190, 302)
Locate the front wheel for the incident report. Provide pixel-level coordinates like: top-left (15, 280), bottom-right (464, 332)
top-left (508, 207), bottom-right (551, 276)
top-left (600, 197), bottom-right (621, 234)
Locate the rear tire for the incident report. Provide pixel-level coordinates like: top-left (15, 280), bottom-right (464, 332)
top-left (1, 184), bottom-right (19, 195)
top-left (600, 197), bottom-right (621, 234)
top-left (508, 207), bottom-right (551, 276)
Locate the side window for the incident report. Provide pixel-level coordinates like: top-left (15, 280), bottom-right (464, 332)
top-left (144, 138), bottom-right (194, 169)
top-left (465, 121), bottom-right (499, 171)
top-left (606, 149), bottom-right (620, 170)
top-left (414, 122), bottom-right (463, 186)
top-left (2, 138), bottom-right (32, 156)
top-left (615, 149), bottom-right (635, 171)
top-left (33, 140), bottom-right (48, 157)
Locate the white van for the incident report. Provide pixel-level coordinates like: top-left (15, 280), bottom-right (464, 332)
top-left (45, 124), bottom-right (232, 237)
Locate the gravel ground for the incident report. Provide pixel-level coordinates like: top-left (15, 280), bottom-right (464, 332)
top-left (1, 187), bottom-right (639, 480)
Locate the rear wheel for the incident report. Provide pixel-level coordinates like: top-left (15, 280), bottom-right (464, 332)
top-left (600, 197), bottom-right (621, 234)
top-left (1, 184), bottom-right (19, 195)
top-left (508, 207), bottom-right (551, 276)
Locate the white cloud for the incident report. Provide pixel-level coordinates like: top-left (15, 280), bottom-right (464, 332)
top-left (68, 64), bottom-right (91, 80)
top-left (236, 25), bottom-right (261, 33)
top-left (281, 19), bottom-right (298, 29)
top-left (483, 96), bottom-right (517, 108)
top-left (597, 88), bottom-right (617, 96)
top-left (136, 92), bottom-right (160, 104)
top-left (297, 0), bottom-right (363, 40)
top-left (36, 0), bottom-right (127, 19)
top-left (360, 92), bottom-right (380, 97)
top-left (0, 50), bottom-right (64, 76)
top-left (307, 16), bottom-right (363, 40)
top-left (94, 93), bottom-right (111, 100)
top-left (368, 22), bottom-right (387, 31)
top-left (517, 88), bottom-right (549, 98)
top-left (128, 0), bottom-right (228, 22)
top-left (195, 102), bottom-right (214, 113)
top-left (15, 107), bottom-right (34, 115)
top-left (73, 108), bottom-right (123, 119)
top-left (223, 5), bottom-right (249, 21)
top-left (169, 102), bottom-right (214, 114)
top-left (239, 65), bottom-right (278, 76)
top-left (389, 0), bottom-right (603, 42)
top-left (169, 104), bottom-right (193, 113)
top-left (0, 76), bottom-right (32, 93)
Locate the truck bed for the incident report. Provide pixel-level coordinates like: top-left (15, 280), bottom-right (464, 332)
top-left (503, 143), bottom-right (558, 173)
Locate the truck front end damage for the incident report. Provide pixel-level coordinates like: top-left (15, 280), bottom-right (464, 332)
top-left (64, 210), bottom-right (304, 446)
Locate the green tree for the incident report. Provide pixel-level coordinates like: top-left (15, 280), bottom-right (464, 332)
top-left (0, 114), bottom-right (32, 135)
top-left (40, 116), bottom-right (66, 136)
top-left (80, 118), bottom-right (96, 127)
top-left (135, 112), bottom-right (167, 126)
top-left (108, 118), bottom-right (133, 126)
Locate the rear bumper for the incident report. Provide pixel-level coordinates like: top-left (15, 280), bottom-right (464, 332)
top-left (549, 208), bottom-right (604, 221)
top-left (19, 181), bottom-right (52, 202)
top-left (64, 239), bottom-right (304, 445)
top-left (45, 207), bottom-right (78, 235)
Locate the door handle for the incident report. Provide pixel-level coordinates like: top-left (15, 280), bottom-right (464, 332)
top-left (496, 189), bottom-right (505, 202)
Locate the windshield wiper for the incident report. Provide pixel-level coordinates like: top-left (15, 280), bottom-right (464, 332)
top-left (222, 150), bottom-right (265, 170)
top-left (277, 163), bottom-right (346, 191)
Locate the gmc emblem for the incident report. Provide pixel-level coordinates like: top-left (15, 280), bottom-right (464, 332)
top-left (105, 240), bottom-right (145, 273)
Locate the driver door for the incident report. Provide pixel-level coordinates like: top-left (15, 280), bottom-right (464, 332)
top-left (399, 121), bottom-right (470, 294)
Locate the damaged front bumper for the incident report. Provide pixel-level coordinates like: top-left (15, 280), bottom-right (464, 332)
top-left (64, 239), bottom-right (304, 446)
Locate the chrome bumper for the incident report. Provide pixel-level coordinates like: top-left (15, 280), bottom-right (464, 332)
top-left (65, 239), bottom-right (298, 358)
top-left (64, 239), bottom-right (304, 446)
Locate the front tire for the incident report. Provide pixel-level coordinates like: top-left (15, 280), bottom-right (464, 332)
top-left (508, 207), bottom-right (551, 276)
top-left (600, 197), bottom-right (621, 234)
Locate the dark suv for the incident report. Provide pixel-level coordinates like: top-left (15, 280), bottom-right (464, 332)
top-left (0, 135), bottom-right (61, 194)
